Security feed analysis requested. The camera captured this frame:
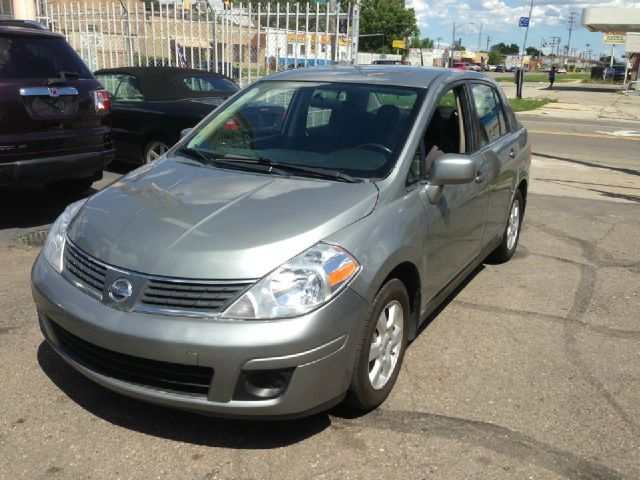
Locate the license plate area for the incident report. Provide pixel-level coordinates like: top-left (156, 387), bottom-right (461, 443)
top-left (19, 86), bottom-right (80, 120)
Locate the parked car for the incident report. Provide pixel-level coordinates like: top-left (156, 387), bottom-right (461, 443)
top-left (494, 65), bottom-right (506, 72)
top-left (32, 66), bottom-right (530, 418)
top-left (556, 67), bottom-right (567, 74)
top-left (372, 60), bottom-right (405, 65)
top-left (0, 25), bottom-right (113, 192)
top-left (507, 65), bottom-right (516, 73)
top-left (604, 65), bottom-right (628, 81)
top-left (95, 67), bottom-right (238, 164)
top-left (465, 63), bottom-right (481, 72)
top-left (452, 62), bottom-right (467, 70)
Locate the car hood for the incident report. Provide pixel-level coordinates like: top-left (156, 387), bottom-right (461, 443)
top-left (68, 158), bottom-right (378, 279)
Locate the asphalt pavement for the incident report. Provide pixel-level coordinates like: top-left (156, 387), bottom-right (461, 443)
top-left (1, 109), bottom-right (639, 479)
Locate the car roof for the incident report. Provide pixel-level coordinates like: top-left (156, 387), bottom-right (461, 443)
top-left (0, 25), bottom-right (61, 38)
top-left (94, 66), bottom-right (238, 101)
top-left (259, 65), bottom-right (489, 89)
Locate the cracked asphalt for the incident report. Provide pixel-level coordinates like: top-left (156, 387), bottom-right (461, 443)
top-left (1, 116), bottom-right (639, 479)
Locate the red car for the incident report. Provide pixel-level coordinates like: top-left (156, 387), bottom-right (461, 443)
top-left (0, 25), bottom-right (114, 193)
top-left (451, 63), bottom-right (467, 70)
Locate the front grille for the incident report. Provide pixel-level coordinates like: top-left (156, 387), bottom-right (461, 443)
top-left (64, 242), bottom-right (107, 295)
top-left (63, 240), bottom-right (254, 316)
top-left (140, 280), bottom-right (250, 313)
top-left (50, 320), bottom-right (214, 396)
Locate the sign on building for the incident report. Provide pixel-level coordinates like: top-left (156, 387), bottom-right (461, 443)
top-left (603, 32), bottom-right (626, 44)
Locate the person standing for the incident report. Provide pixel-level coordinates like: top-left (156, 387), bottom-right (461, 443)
top-left (548, 66), bottom-right (557, 89)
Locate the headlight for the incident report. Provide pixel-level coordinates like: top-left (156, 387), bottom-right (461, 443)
top-left (222, 243), bottom-right (360, 320)
top-left (42, 199), bottom-right (87, 272)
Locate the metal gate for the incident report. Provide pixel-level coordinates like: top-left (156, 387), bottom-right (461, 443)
top-left (33, 0), bottom-right (359, 86)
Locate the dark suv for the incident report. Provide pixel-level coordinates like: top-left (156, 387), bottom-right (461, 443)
top-left (0, 26), bottom-right (114, 193)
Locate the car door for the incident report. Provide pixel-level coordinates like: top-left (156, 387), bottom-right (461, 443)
top-left (413, 82), bottom-right (489, 302)
top-left (468, 82), bottom-right (521, 245)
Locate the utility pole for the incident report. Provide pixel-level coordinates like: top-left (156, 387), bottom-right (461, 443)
top-left (329, 0), bottom-right (339, 63)
top-left (517, 0), bottom-right (534, 99)
top-left (477, 22), bottom-right (483, 52)
top-left (437, 36), bottom-right (442, 49)
top-left (450, 21), bottom-right (456, 68)
top-left (566, 12), bottom-right (575, 68)
top-left (486, 36), bottom-right (490, 53)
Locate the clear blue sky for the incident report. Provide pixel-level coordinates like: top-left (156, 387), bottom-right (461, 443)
top-left (407, 0), bottom-right (638, 59)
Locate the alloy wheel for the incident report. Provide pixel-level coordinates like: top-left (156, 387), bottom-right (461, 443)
top-left (145, 141), bottom-right (168, 163)
top-left (368, 300), bottom-right (404, 390)
top-left (506, 199), bottom-right (520, 250)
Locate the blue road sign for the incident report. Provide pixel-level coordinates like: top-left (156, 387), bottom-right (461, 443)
top-left (519, 17), bottom-right (529, 27)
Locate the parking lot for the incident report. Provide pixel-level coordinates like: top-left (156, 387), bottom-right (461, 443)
top-left (1, 86), bottom-right (640, 479)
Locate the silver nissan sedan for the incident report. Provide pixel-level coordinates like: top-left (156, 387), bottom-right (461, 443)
top-left (32, 66), bottom-right (530, 418)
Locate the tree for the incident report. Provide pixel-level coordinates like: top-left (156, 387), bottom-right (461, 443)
top-left (491, 42), bottom-right (519, 55)
top-left (409, 36), bottom-right (434, 49)
top-left (488, 50), bottom-right (502, 65)
top-left (526, 47), bottom-right (540, 56)
top-left (359, 0), bottom-right (419, 53)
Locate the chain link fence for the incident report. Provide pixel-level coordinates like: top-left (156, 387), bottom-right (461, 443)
top-left (32, 1), bottom-right (358, 86)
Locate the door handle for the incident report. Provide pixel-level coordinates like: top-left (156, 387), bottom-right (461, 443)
top-left (509, 148), bottom-right (517, 159)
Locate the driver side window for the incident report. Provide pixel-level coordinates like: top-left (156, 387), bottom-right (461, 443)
top-left (407, 85), bottom-right (470, 186)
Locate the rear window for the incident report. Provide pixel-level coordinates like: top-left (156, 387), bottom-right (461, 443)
top-left (0, 35), bottom-right (92, 79)
top-left (183, 76), bottom-right (238, 93)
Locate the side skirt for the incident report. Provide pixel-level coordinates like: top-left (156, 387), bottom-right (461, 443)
top-left (414, 237), bottom-right (502, 337)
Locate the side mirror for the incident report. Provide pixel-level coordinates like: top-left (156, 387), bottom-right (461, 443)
top-left (180, 128), bottom-right (192, 139)
top-left (429, 154), bottom-right (476, 186)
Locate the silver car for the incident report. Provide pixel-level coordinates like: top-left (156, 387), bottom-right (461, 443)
top-left (32, 67), bottom-right (530, 418)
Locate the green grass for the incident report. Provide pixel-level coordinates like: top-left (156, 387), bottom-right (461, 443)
top-left (508, 97), bottom-right (556, 112)
top-left (495, 72), bottom-right (589, 83)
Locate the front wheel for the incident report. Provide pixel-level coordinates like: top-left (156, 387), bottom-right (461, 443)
top-left (488, 189), bottom-right (523, 263)
top-left (143, 140), bottom-right (169, 164)
top-left (345, 278), bottom-right (409, 411)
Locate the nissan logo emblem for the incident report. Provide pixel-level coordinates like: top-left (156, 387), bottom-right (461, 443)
top-left (108, 278), bottom-right (133, 303)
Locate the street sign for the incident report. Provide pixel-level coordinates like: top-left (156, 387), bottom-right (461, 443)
top-left (519, 17), bottom-right (529, 27)
top-left (603, 32), bottom-right (626, 45)
top-left (392, 40), bottom-right (405, 49)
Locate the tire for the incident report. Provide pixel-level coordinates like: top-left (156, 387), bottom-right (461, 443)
top-left (345, 278), bottom-right (410, 411)
top-left (143, 139), bottom-right (169, 164)
top-left (45, 177), bottom-right (94, 196)
top-left (488, 189), bottom-right (524, 263)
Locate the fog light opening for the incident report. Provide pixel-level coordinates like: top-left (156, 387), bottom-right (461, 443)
top-left (234, 368), bottom-right (294, 401)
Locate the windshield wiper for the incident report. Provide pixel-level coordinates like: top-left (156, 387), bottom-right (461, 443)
top-left (174, 148), bottom-right (290, 176)
top-left (175, 147), bottom-right (213, 164)
top-left (218, 154), bottom-right (362, 183)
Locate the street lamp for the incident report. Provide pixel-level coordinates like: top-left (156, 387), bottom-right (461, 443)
top-left (450, 21), bottom-right (473, 67)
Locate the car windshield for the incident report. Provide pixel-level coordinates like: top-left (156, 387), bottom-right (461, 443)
top-left (180, 81), bottom-right (424, 179)
top-left (0, 36), bottom-right (92, 79)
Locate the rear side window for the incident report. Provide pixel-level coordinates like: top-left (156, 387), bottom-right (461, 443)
top-left (183, 76), bottom-right (238, 93)
top-left (0, 36), bottom-right (92, 79)
top-left (97, 73), bottom-right (143, 101)
top-left (470, 83), bottom-right (508, 147)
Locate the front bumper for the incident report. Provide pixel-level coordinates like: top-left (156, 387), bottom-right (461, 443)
top-left (31, 254), bottom-right (368, 418)
top-left (0, 149), bottom-right (115, 185)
